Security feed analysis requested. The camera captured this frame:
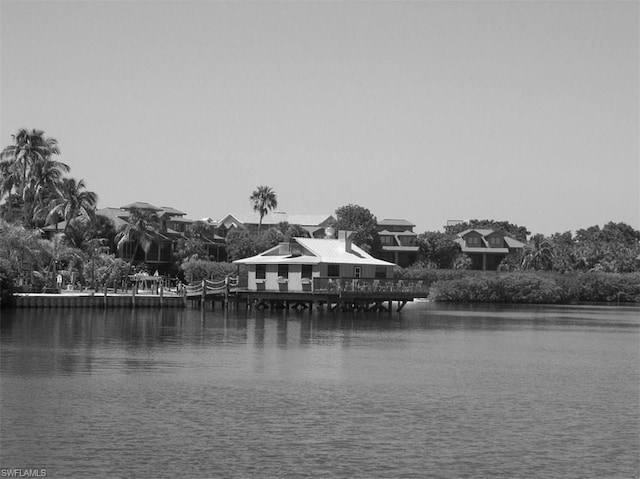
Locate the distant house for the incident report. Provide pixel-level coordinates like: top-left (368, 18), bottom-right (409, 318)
top-left (217, 211), bottom-right (335, 238)
top-left (100, 203), bottom-right (178, 273)
top-left (454, 229), bottom-right (526, 270)
top-left (374, 219), bottom-right (419, 267)
top-left (234, 231), bottom-right (395, 292)
top-left (96, 202), bottom-right (226, 272)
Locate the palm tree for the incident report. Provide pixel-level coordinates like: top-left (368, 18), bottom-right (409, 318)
top-left (0, 161), bottom-right (22, 223)
top-left (522, 234), bottom-right (554, 270)
top-left (30, 157), bottom-right (71, 226)
top-left (250, 185), bottom-right (278, 233)
top-left (1, 129), bottom-right (66, 226)
top-left (0, 161), bottom-right (18, 202)
top-left (45, 178), bottom-right (98, 235)
top-left (115, 208), bottom-right (160, 267)
top-left (41, 232), bottom-right (84, 289)
top-left (0, 218), bottom-right (46, 271)
top-left (1, 129), bottom-right (61, 197)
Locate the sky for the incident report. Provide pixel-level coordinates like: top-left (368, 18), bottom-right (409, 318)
top-left (1, 0), bottom-right (638, 236)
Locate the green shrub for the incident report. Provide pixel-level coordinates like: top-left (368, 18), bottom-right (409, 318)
top-left (0, 258), bottom-right (16, 305)
top-left (429, 273), bottom-right (564, 304)
top-left (401, 266), bottom-right (640, 304)
top-left (575, 272), bottom-right (640, 302)
top-left (396, 266), bottom-right (471, 286)
top-left (180, 259), bottom-right (239, 284)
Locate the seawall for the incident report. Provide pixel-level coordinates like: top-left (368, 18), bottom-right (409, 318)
top-left (11, 293), bottom-right (185, 308)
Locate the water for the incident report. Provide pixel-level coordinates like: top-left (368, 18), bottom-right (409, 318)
top-left (1, 304), bottom-right (639, 478)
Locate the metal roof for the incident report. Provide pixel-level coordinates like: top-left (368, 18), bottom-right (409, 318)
top-left (458, 228), bottom-right (495, 237)
top-left (234, 237), bottom-right (395, 266)
top-left (504, 237), bottom-right (526, 248)
top-left (381, 246), bottom-right (420, 252)
top-left (378, 229), bottom-right (417, 236)
top-left (378, 219), bottom-right (416, 227)
top-left (235, 255), bottom-right (321, 265)
top-left (224, 212), bottom-right (335, 227)
top-left (97, 207), bottom-right (131, 229)
top-left (296, 238), bottom-right (394, 265)
top-left (159, 206), bottom-right (187, 216)
top-left (457, 230), bottom-right (525, 249)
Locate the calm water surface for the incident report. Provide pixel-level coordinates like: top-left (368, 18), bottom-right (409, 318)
top-left (1, 303), bottom-right (639, 478)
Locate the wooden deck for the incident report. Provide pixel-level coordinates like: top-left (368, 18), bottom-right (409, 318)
top-left (186, 277), bottom-right (428, 312)
top-left (9, 278), bottom-right (428, 312)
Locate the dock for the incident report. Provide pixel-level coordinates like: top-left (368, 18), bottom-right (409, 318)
top-left (185, 277), bottom-right (428, 312)
top-left (8, 278), bottom-right (428, 313)
top-left (12, 290), bottom-right (185, 308)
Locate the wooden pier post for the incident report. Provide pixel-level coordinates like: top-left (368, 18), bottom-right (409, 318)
top-left (224, 276), bottom-right (229, 309)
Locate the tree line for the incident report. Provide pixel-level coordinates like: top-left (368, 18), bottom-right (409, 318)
top-left (1, 129), bottom-right (639, 303)
top-left (413, 219), bottom-right (640, 274)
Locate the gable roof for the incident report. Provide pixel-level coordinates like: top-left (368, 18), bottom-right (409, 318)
top-left (222, 211), bottom-right (334, 227)
top-left (218, 213), bottom-right (244, 229)
top-left (378, 229), bottom-right (417, 236)
top-left (378, 219), bottom-right (416, 227)
top-left (234, 237), bottom-right (395, 266)
top-left (159, 206), bottom-right (187, 217)
top-left (97, 207), bottom-right (131, 229)
top-left (458, 228), bottom-right (495, 237)
top-left (454, 231), bottom-right (526, 251)
top-left (504, 236), bottom-right (526, 248)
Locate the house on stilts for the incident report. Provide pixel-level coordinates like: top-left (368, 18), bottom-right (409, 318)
top-left (233, 231), bottom-right (428, 312)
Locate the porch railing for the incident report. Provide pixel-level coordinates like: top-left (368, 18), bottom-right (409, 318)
top-left (312, 277), bottom-right (428, 295)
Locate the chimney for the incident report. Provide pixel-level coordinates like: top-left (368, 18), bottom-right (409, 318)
top-left (338, 230), bottom-right (355, 253)
top-left (324, 226), bottom-right (335, 239)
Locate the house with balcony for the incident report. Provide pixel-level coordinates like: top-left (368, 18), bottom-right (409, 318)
top-left (217, 211), bottom-right (335, 238)
top-left (96, 203), bottom-right (178, 273)
top-left (374, 219), bottom-right (419, 267)
top-left (92, 202), bottom-right (226, 273)
top-left (454, 229), bottom-right (526, 270)
top-left (234, 231), bottom-right (395, 292)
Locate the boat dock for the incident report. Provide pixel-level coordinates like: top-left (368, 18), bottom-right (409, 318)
top-left (185, 277), bottom-right (428, 312)
top-left (9, 278), bottom-right (428, 313)
top-left (12, 290), bottom-right (185, 308)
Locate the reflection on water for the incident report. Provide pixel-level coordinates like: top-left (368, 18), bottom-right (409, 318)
top-left (1, 304), bottom-right (639, 479)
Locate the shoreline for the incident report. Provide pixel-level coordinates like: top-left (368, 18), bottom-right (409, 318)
top-left (7, 290), bottom-right (185, 308)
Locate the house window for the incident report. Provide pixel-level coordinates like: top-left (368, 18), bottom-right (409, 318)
top-left (278, 264), bottom-right (289, 279)
top-left (256, 264), bottom-right (266, 280)
top-left (402, 236), bottom-right (416, 246)
top-left (375, 266), bottom-right (386, 279)
top-left (301, 265), bottom-right (313, 279)
top-left (380, 235), bottom-right (393, 245)
top-left (467, 236), bottom-right (480, 246)
top-left (489, 237), bottom-right (503, 247)
top-left (327, 264), bottom-right (340, 277)
top-left (354, 266), bottom-right (361, 278)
